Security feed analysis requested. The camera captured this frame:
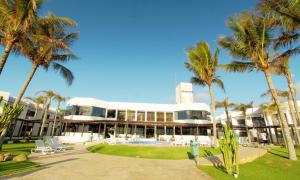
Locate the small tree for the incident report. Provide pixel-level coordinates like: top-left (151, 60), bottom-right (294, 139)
top-left (219, 125), bottom-right (239, 176)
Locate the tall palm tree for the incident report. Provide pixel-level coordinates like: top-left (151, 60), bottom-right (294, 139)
top-left (37, 90), bottom-right (56, 137)
top-left (24, 95), bottom-right (45, 118)
top-left (185, 41), bottom-right (225, 147)
top-left (233, 102), bottom-right (253, 143)
top-left (0, 0), bottom-right (43, 74)
top-left (215, 98), bottom-right (235, 127)
top-left (218, 12), bottom-right (297, 160)
top-left (0, 16), bottom-right (77, 149)
top-left (272, 60), bottom-right (300, 124)
top-left (51, 94), bottom-right (68, 136)
top-left (262, 89), bottom-right (300, 144)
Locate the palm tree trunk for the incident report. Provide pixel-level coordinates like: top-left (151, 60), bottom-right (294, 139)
top-left (34, 103), bottom-right (39, 118)
top-left (265, 71), bottom-right (297, 160)
top-left (286, 73), bottom-right (300, 124)
top-left (13, 64), bottom-right (39, 106)
top-left (208, 85), bottom-right (217, 147)
top-left (0, 64), bottom-right (38, 149)
top-left (0, 39), bottom-right (15, 75)
top-left (244, 112), bottom-right (251, 143)
top-left (225, 106), bottom-right (231, 127)
top-left (51, 102), bottom-right (60, 136)
top-left (287, 96), bottom-right (300, 144)
top-left (39, 103), bottom-right (50, 138)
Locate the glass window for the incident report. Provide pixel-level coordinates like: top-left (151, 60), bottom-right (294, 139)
top-left (157, 127), bottom-right (164, 135)
top-left (137, 111), bottom-right (145, 121)
top-left (156, 112), bottom-right (164, 122)
top-left (117, 110), bottom-right (126, 121)
top-left (107, 109), bottom-right (116, 118)
top-left (91, 107), bottom-right (106, 117)
top-left (237, 119), bottom-right (246, 126)
top-left (175, 110), bottom-right (208, 120)
top-left (166, 127), bottom-right (174, 135)
top-left (147, 112), bottom-right (155, 121)
top-left (26, 110), bottom-right (35, 118)
top-left (166, 112), bottom-right (173, 121)
top-left (252, 117), bottom-right (266, 127)
top-left (127, 110), bottom-right (136, 121)
top-left (77, 106), bottom-right (92, 116)
top-left (65, 106), bottom-right (74, 116)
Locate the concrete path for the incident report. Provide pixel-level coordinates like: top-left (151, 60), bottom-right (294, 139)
top-left (1, 145), bottom-right (267, 180)
top-left (2, 145), bottom-right (211, 180)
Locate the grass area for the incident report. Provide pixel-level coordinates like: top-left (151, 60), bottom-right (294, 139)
top-left (87, 144), bottom-right (220, 160)
top-left (199, 147), bottom-right (300, 180)
top-left (0, 143), bottom-right (40, 176)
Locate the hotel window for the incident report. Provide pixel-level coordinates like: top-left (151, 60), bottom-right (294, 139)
top-left (117, 110), bottom-right (126, 121)
top-left (157, 127), bottom-right (164, 135)
top-left (137, 111), bottom-right (145, 121)
top-left (26, 110), bottom-right (35, 118)
top-left (91, 107), bottom-right (106, 117)
top-left (127, 110), bottom-right (136, 121)
top-left (166, 112), bottom-right (173, 121)
top-left (237, 119), bottom-right (246, 126)
top-left (76, 106), bottom-right (92, 116)
top-left (107, 109), bottom-right (116, 118)
top-left (156, 112), bottom-right (164, 122)
top-left (147, 112), bottom-right (155, 121)
top-left (252, 117), bottom-right (266, 127)
top-left (65, 106), bottom-right (74, 116)
top-left (175, 110), bottom-right (208, 120)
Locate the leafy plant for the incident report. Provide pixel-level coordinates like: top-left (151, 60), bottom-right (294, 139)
top-left (219, 125), bottom-right (239, 176)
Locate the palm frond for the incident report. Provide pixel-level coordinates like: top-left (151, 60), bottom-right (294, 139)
top-left (51, 62), bottom-right (74, 86)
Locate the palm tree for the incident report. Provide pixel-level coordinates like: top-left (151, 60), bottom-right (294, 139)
top-left (0, 16), bottom-right (77, 149)
top-left (262, 89), bottom-right (300, 144)
top-left (51, 94), bottom-right (68, 136)
top-left (218, 12), bottom-right (297, 160)
top-left (215, 98), bottom-right (235, 127)
top-left (0, 0), bottom-right (43, 74)
top-left (232, 102), bottom-right (253, 143)
top-left (185, 41), bottom-right (225, 147)
top-left (37, 90), bottom-right (56, 137)
top-left (24, 95), bottom-right (45, 119)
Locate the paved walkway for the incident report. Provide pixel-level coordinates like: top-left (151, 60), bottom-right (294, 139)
top-left (1, 145), bottom-right (267, 180)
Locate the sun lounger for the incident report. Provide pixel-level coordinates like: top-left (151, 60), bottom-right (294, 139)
top-left (32, 140), bottom-right (54, 154)
top-left (47, 138), bottom-right (66, 151)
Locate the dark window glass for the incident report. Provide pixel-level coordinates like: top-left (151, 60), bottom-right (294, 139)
top-left (147, 112), bottom-right (155, 121)
top-left (156, 112), bottom-right (164, 122)
top-left (157, 127), bottom-right (164, 135)
top-left (237, 119), bottom-right (246, 126)
top-left (166, 112), bottom-right (173, 121)
top-left (175, 110), bottom-right (209, 120)
top-left (252, 117), bottom-right (266, 127)
top-left (127, 110), bottom-right (135, 121)
top-left (26, 110), bottom-right (35, 118)
top-left (65, 106), bottom-right (74, 116)
top-left (91, 107), bottom-right (106, 117)
top-left (137, 111), bottom-right (145, 121)
top-left (117, 111), bottom-right (126, 121)
top-left (107, 110), bottom-right (116, 118)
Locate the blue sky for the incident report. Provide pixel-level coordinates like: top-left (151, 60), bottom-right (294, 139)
top-left (0, 0), bottom-right (300, 109)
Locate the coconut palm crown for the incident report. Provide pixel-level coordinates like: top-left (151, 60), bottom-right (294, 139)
top-left (185, 41), bottom-right (224, 147)
top-left (218, 12), bottom-right (298, 160)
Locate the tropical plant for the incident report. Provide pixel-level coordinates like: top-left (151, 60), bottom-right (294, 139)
top-left (262, 89), bottom-right (300, 144)
top-left (185, 41), bottom-right (224, 147)
top-left (215, 98), bottom-right (235, 127)
top-left (0, 0), bottom-right (43, 74)
top-left (51, 94), bottom-right (68, 136)
top-left (24, 95), bottom-right (45, 118)
top-left (219, 125), bottom-right (239, 176)
top-left (232, 102), bottom-right (253, 143)
top-left (37, 90), bottom-right (56, 137)
top-left (218, 12), bottom-right (297, 160)
top-left (0, 96), bottom-right (24, 150)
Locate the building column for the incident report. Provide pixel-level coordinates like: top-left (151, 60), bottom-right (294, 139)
top-left (103, 123), bottom-right (107, 138)
top-left (274, 127), bottom-right (279, 144)
top-left (125, 123), bottom-right (128, 138)
top-left (114, 123), bottom-right (117, 137)
top-left (81, 123), bottom-right (85, 137)
top-left (144, 125), bottom-right (147, 138)
top-left (164, 126), bottom-right (166, 135)
top-left (173, 126), bottom-right (175, 137)
top-left (134, 125), bottom-right (137, 135)
top-left (196, 126), bottom-right (199, 136)
top-left (98, 124), bottom-right (101, 137)
top-left (154, 125), bottom-right (157, 140)
top-left (180, 126), bottom-right (183, 136)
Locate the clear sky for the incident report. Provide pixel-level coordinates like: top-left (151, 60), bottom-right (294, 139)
top-left (0, 0), bottom-right (300, 109)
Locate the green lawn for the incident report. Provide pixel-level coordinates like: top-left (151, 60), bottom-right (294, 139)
top-left (0, 143), bottom-right (40, 176)
top-left (87, 144), bottom-right (220, 159)
top-left (199, 147), bottom-right (300, 180)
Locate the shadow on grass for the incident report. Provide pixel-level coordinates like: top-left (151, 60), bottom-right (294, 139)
top-left (87, 145), bottom-right (106, 153)
top-left (268, 148), bottom-right (300, 159)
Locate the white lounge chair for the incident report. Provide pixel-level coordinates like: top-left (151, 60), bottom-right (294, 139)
top-left (47, 138), bottom-right (66, 151)
top-left (32, 140), bottom-right (54, 154)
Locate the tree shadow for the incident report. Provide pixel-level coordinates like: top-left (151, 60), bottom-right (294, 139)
top-left (268, 148), bottom-right (300, 159)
